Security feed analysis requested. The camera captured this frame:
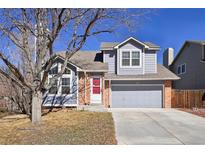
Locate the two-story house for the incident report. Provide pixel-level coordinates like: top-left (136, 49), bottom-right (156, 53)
top-left (43, 37), bottom-right (179, 108)
top-left (163, 41), bottom-right (205, 89)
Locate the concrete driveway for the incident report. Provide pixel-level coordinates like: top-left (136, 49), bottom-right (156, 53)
top-left (110, 108), bottom-right (205, 145)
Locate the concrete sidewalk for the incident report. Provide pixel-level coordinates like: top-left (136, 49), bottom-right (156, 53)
top-left (110, 108), bottom-right (205, 145)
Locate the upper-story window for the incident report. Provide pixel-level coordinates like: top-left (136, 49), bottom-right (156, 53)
top-left (181, 64), bottom-right (186, 74)
top-left (61, 78), bottom-right (71, 94)
top-left (177, 63), bottom-right (186, 75)
top-left (177, 65), bottom-right (181, 75)
top-left (121, 50), bottom-right (141, 67)
top-left (122, 51), bottom-right (130, 66)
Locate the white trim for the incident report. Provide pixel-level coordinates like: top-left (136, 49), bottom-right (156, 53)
top-left (117, 49), bottom-right (120, 74)
top-left (142, 48), bottom-right (145, 74)
top-left (149, 48), bottom-right (161, 50)
top-left (79, 70), bottom-right (108, 72)
top-left (114, 37), bottom-right (149, 49)
top-left (104, 78), bottom-right (179, 81)
top-left (162, 84), bottom-right (165, 108)
top-left (111, 83), bottom-right (164, 86)
top-left (119, 49), bottom-right (142, 68)
top-left (76, 71), bottom-right (79, 105)
top-left (155, 52), bottom-right (157, 73)
top-left (200, 60), bottom-right (205, 63)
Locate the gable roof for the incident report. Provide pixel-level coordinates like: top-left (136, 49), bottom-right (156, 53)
top-left (104, 64), bottom-right (180, 80)
top-left (100, 37), bottom-right (160, 50)
top-left (113, 37), bottom-right (149, 49)
top-left (56, 51), bottom-right (108, 72)
top-left (171, 40), bottom-right (205, 66)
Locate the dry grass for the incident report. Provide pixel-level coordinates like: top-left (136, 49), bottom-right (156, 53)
top-left (0, 110), bottom-right (117, 145)
top-left (0, 110), bottom-right (16, 119)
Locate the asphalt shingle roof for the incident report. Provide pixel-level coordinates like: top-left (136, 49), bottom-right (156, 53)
top-left (143, 41), bottom-right (160, 48)
top-left (186, 40), bottom-right (205, 45)
top-left (57, 51), bottom-right (108, 71)
top-left (100, 41), bottom-right (159, 50)
top-left (104, 65), bottom-right (180, 80)
top-left (100, 42), bottom-right (119, 50)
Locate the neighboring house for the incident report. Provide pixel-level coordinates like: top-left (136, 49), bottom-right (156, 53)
top-left (0, 71), bottom-right (20, 111)
top-left (43, 37), bottom-right (179, 108)
top-left (163, 41), bottom-right (205, 89)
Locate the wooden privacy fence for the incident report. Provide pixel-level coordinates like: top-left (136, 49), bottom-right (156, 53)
top-left (171, 89), bottom-right (205, 108)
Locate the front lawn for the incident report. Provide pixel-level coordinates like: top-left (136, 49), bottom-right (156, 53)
top-left (0, 110), bottom-right (15, 119)
top-left (0, 110), bottom-right (117, 145)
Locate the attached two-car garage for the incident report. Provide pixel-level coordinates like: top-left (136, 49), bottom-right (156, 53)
top-left (111, 81), bottom-right (163, 108)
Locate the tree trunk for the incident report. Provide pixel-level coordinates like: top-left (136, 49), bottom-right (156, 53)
top-left (31, 90), bottom-right (42, 123)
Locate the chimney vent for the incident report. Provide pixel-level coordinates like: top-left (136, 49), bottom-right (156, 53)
top-left (163, 48), bottom-right (174, 68)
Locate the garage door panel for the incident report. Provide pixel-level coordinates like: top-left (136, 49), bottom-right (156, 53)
top-left (111, 85), bottom-right (162, 108)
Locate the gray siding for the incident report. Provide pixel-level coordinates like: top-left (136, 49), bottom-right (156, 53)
top-left (102, 39), bottom-right (158, 75)
top-left (144, 50), bottom-right (157, 73)
top-left (171, 43), bottom-right (205, 89)
top-left (117, 40), bottom-right (144, 75)
top-left (103, 50), bottom-right (116, 73)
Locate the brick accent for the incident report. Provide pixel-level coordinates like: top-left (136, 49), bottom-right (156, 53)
top-left (103, 80), bottom-right (110, 108)
top-left (164, 80), bottom-right (172, 108)
top-left (78, 72), bottom-right (91, 105)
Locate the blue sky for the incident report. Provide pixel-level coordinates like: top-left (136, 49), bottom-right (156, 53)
top-left (55, 8), bottom-right (205, 64)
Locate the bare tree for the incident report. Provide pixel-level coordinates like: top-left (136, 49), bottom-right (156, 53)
top-left (0, 8), bottom-right (152, 123)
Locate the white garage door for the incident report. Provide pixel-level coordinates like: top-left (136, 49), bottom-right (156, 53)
top-left (111, 85), bottom-right (163, 108)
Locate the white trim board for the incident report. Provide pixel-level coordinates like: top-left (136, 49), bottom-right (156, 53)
top-left (114, 37), bottom-right (149, 49)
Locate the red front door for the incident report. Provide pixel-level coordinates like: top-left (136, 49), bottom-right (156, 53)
top-left (91, 77), bottom-right (101, 104)
top-left (92, 78), bottom-right (100, 94)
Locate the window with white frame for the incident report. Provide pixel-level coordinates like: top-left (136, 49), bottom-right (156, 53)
top-left (122, 51), bottom-right (130, 66)
top-left (132, 51), bottom-right (140, 66)
top-left (61, 78), bottom-right (70, 94)
top-left (177, 64), bottom-right (186, 75)
top-left (48, 63), bottom-right (72, 95)
top-left (121, 50), bottom-right (141, 67)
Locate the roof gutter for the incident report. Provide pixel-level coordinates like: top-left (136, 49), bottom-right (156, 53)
top-left (78, 69), bottom-right (108, 72)
top-left (104, 77), bottom-right (180, 81)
